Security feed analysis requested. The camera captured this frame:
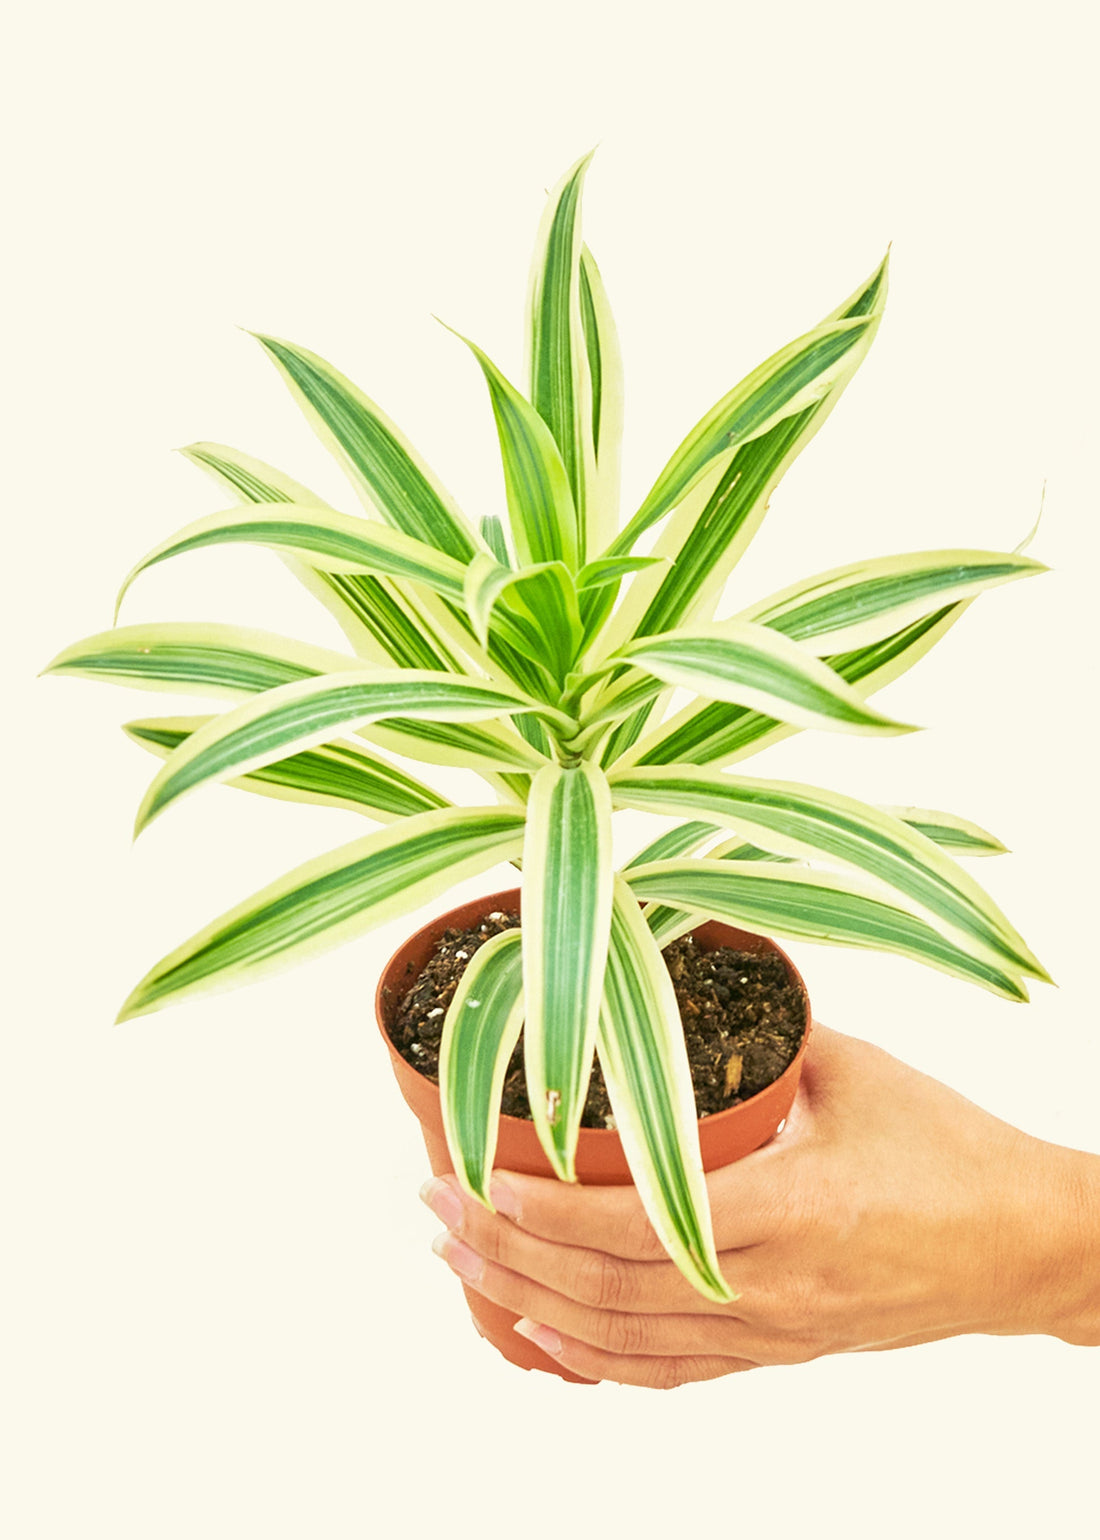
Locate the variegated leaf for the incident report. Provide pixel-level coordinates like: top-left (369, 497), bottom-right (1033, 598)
top-left (610, 768), bottom-right (1047, 980)
top-left (181, 440), bottom-right (467, 669)
top-left (613, 306), bottom-right (880, 555)
top-left (115, 503), bottom-right (469, 617)
top-left (617, 603), bottom-right (965, 770)
top-left (734, 548), bottom-right (1045, 654)
top-left (607, 620), bottom-right (916, 737)
top-left (42, 623), bottom-right (360, 699)
top-left (526, 151), bottom-right (594, 542)
top-left (125, 715), bottom-right (450, 820)
top-left (252, 334), bottom-right (480, 561)
top-left (439, 929), bottom-right (526, 1203)
top-left (362, 718), bottom-right (549, 773)
top-left (577, 244), bottom-right (624, 554)
top-left (134, 671), bottom-right (569, 834)
top-left (594, 257), bottom-right (889, 754)
top-left (521, 762), bottom-right (614, 1179)
top-left (625, 860), bottom-right (1030, 1001)
top-left (463, 553), bottom-right (582, 682)
top-left (595, 878), bottom-right (733, 1301)
top-left (880, 805), bottom-right (1008, 856)
top-left (117, 806), bottom-right (526, 1020)
top-left (450, 327), bottom-right (580, 570)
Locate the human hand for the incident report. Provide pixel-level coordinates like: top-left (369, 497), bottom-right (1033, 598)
top-left (421, 1024), bottom-right (1099, 1386)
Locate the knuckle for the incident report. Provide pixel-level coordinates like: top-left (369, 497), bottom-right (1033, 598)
top-left (648, 1357), bottom-right (691, 1391)
top-left (466, 1211), bottom-right (514, 1267)
top-left (769, 1273), bottom-right (818, 1334)
top-left (580, 1251), bottom-right (635, 1313)
top-left (600, 1309), bottom-right (650, 1358)
top-left (757, 1274), bottom-right (830, 1361)
top-left (621, 1205), bottom-right (666, 1262)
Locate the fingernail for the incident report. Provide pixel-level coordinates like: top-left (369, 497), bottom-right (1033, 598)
top-left (513, 1318), bottom-right (562, 1357)
top-left (419, 1178), bottom-right (463, 1230)
top-left (431, 1233), bottom-right (483, 1284)
top-left (489, 1177), bottom-right (520, 1220)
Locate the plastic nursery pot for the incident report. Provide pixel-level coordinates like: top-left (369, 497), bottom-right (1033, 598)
top-left (375, 888), bottom-right (812, 1384)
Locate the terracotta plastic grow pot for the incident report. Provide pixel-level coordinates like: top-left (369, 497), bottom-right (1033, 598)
top-left (375, 887), bottom-right (812, 1383)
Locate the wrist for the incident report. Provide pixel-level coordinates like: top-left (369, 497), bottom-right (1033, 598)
top-left (1044, 1145), bottom-right (1100, 1345)
top-left (1005, 1137), bottom-right (1100, 1345)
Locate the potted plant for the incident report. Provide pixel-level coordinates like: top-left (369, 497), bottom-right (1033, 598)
top-left (45, 153), bottom-right (1048, 1376)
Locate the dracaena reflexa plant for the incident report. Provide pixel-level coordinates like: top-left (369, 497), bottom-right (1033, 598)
top-left (46, 153), bottom-right (1049, 1302)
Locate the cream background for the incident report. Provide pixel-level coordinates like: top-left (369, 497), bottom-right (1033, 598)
top-left (5, 3), bottom-right (1097, 1536)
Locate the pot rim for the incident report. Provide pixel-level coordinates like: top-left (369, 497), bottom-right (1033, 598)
top-left (374, 885), bottom-right (811, 1137)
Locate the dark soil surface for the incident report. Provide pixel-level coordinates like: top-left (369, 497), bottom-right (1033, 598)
top-left (387, 910), bottom-right (807, 1128)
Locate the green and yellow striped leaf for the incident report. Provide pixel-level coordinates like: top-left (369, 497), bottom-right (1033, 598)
top-left (593, 257), bottom-right (889, 753)
top-left (641, 840), bottom-right (781, 949)
top-left (252, 334), bottom-right (480, 562)
top-left (116, 504), bottom-right (469, 617)
top-left (634, 804), bottom-right (1007, 946)
top-left (618, 603), bottom-right (965, 770)
top-left (439, 929), bottom-right (526, 1203)
top-left (362, 718), bottom-right (549, 773)
top-left (577, 244), bottom-right (623, 555)
top-left (734, 549), bottom-right (1046, 654)
top-left (521, 762), bottom-right (613, 1179)
top-left (625, 860), bottom-right (1030, 1001)
top-left (624, 820), bottom-right (725, 870)
top-left (613, 310), bottom-right (879, 556)
top-left (463, 553), bottom-right (582, 682)
top-left (880, 805), bottom-right (1008, 856)
top-left (610, 768), bottom-right (1047, 980)
top-left (609, 620), bottom-right (917, 737)
top-left (181, 440), bottom-right (471, 671)
top-left (180, 440), bottom-right (326, 508)
top-left (42, 623), bottom-right (360, 699)
top-left (596, 878), bottom-right (733, 1301)
top-left (451, 328), bottom-right (580, 570)
top-left (526, 151), bottom-right (594, 542)
top-left (478, 514), bottom-right (512, 567)
top-left (577, 555), bottom-right (666, 592)
top-left (117, 806), bottom-right (526, 1020)
top-left (134, 670), bottom-right (566, 834)
top-left (124, 715), bottom-right (450, 820)
top-left (44, 619), bottom-right (545, 777)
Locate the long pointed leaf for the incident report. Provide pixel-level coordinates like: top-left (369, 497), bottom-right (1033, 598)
top-left (125, 716), bottom-right (450, 820)
top-left (596, 256), bottom-right (889, 756)
top-left (118, 807), bottom-right (526, 1020)
top-left (880, 805), bottom-right (1008, 856)
top-left (577, 244), bottom-right (623, 554)
top-left (595, 879), bottom-right (733, 1302)
top-left (253, 334), bottom-right (480, 561)
top-left (619, 603), bottom-right (965, 770)
top-left (134, 671), bottom-right (568, 833)
top-left (449, 327), bottom-right (579, 570)
top-left (608, 620), bottom-right (916, 737)
top-left (734, 549), bottom-right (1046, 654)
top-left (625, 860), bottom-right (1030, 1002)
top-left (116, 503), bottom-right (469, 616)
top-left (42, 623), bottom-right (360, 698)
top-left (464, 553), bottom-right (582, 681)
top-left (363, 718), bottom-right (548, 773)
top-left (614, 312), bottom-right (877, 555)
top-left (610, 768), bottom-right (1047, 980)
top-left (526, 151), bottom-right (594, 539)
top-left (521, 762), bottom-right (613, 1179)
top-left (439, 930), bottom-right (526, 1202)
top-left (182, 440), bottom-right (471, 671)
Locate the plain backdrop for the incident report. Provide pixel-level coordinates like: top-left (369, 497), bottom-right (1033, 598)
top-left (4, 3), bottom-right (1097, 1537)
